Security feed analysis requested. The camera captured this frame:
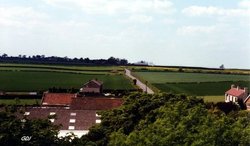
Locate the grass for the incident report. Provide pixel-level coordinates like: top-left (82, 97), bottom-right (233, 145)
top-left (0, 63), bottom-right (134, 91)
top-left (154, 81), bottom-right (250, 96)
top-left (0, 71), bottom-right (134, 92)
top-left (0, 63), bottom-right (123, 71)
top-left (134, 71), bottom-right (250, 83)
top-left (129, 66), bottom-right (250, 75)
top-left (201, 96), bottom-right (225, 103)
top-left (0, 99), bottom-right (40, 105)
top-left (133, 71), bottom-right (250, 99)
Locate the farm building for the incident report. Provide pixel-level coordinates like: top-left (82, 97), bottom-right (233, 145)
top-left (80, 79), bottom-right (103, 94)
top-left (225, 85), bottom-right (250, 109)
top-left (22, 79), bottom-right (123, 138)
top-left (41, 93), bottom-right (75, 106)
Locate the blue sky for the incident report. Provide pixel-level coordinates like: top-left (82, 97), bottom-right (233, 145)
top-left (0, 0), bottom-right (249, 68)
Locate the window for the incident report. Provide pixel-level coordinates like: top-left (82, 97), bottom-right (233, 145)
top-left (50, 112), bottom-right (56, 115)
top-left (24, 112), bottom-right (30, 115)
top-left (96, 113), bottom-right (101, 117)
top-left (69, 119), bottom-right (76, 123)
top-left (68, 126), bottom-right (75, 130)
top-left (70, 113), bottom-right (76, 116)
top-left (21, 119), bottom-right (26, 123)
top-left (50, 119), bottom-right (55, 123)
top-left (96, 119), bottom-right (101, 123)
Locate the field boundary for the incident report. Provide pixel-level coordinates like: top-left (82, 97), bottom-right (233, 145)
top-left (130, 71), bottom-right (160, 93)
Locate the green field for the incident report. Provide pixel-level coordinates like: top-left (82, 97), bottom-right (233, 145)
top-left (134, 72), bottom-right (250, 83)
top-left (0, 63), bottom-right (123, 71)
top-left (0, 71), bottom-right (134, 91)
top-left (202, 96), bottom-right (225, 103)
top-left (0, 63), bottom-right (134, 92)
top-left (133, 71), bottom-right (250, 98)
top-left (153, 81), bottom-right (250, 96)
top-left (129, 66), bottom-right (250, 75)
top-left (0, 99), bottom-right (40, 105)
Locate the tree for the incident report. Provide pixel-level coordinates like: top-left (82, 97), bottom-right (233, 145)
top-left (107, 94), bottom-right (250, 146)
top-left (79, 93), bottom-right (250, 146)
top-left (220, 64), bottom-right (225, 69)
top-left (1, 53), bottom-right (8, 58)
top-left (119, 59), bottom-right (128, 65)
top-left (0, 107), bottom-right (60, 145)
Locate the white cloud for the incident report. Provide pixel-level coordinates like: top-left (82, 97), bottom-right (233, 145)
top-left (0, 6), bottom-right (89, 31)
top-left (182, 6), bottom-right (250, 17)
top-left (0, 6), bottom-right (48, 28)
top-left (162, 18), bottom-right (175, 25)
top-left (119, 15), bottom-right (153, 23)
top-left (177, 25), bottom-right (216, 36)
top-left (43, 0), bottom-right (173, 15)
top-left (239, 0), bottom-right (250, 8)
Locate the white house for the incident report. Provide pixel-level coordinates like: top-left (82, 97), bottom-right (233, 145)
top-left (225, 85), bottom-right (248, 103)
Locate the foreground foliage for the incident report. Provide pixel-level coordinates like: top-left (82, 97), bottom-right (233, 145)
top-left (85, 93), bottom-right (250, 146)
top-left (1, 93), bottom-right (250, 146)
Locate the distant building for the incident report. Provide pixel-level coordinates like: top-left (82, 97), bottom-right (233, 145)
top-left (225, 85), bottom-right (249, 108)
top-left (225, 85), bottom-right (248, 102)
top-left (24, 97), bottom-right (122, 137)
top-left (23, 79), bottom-right (122, 138)
top-left (41, 93), bottom-right (75, 106)
top-left (80, 79), bottom-right (103, 94)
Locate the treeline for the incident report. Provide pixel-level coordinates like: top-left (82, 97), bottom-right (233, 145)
top-left (0, 54), bottom-right (128, 66)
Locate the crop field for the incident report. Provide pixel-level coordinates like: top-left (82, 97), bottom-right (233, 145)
top-left (0, 63), bottom-right (123, 72)
top-left (0, 99), bottom-right (40, 105)
top-left (133, 71), bottom-right (250, 102)
top-left (0, 71), bottom-right (134, 91)
top-left (129, 66), bottom-right (250, 75)
top-left (134, 72), bottom-right (250, 83)
top-left (153, 81), bottom-right (250, 96)
top-left (0, 63), bottom-right (134, 92)
top-left (202, 96), bottom-right (225, 103)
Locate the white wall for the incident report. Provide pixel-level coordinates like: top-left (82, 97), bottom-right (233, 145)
top-left (58, 130), bottom-right (89, 138)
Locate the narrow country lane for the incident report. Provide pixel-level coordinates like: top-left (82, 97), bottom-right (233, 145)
top-left (125, 69), bottom-right (154, 94)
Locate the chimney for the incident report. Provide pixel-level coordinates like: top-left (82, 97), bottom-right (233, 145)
top-left (231, 84), bottom-right (235, 89)
top-left (237, 86), bottom-right (240, 90)
top-left (244, 87), bottom-right (248, 94)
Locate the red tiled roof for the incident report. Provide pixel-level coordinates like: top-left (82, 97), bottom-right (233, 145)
top-left (226, 88), bottom-right (245, 97)
top-left (71, 97), bottom-right (123, 110)
top-left (42, 93), bottom-right (75, 106)
top-left (23, 107), bottom-right (97, 130)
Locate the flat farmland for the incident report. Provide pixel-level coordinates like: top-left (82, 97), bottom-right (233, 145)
top-left (133, 71), bottom-right (250, 101)
top-left (202, 96), bottom-right (225, 103)
top-left (0, 99), bottom-right (40, 105)
top-left (0, 64), bottom-right (134, 92)
top-left (0, 71), bottom-right (134, 91)
top-left (0, 63), bottom-right (123, 72)
top-left (133, 72), bottom-right (250, 83)
top-left (153, 81), bottom-right (250, 96)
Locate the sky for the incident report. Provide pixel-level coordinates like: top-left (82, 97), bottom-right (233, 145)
top-left (0, 0), bottom-right (249, 69)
